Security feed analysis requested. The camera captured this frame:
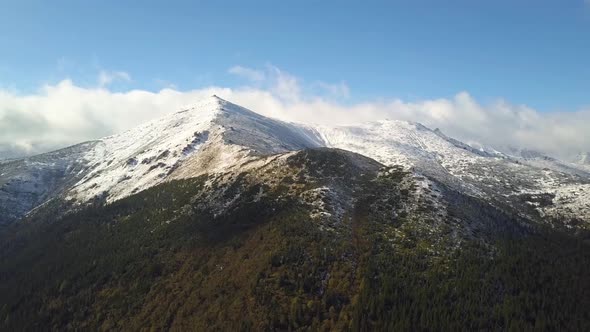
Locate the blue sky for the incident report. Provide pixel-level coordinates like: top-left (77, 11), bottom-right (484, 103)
top-left (1, 0), bottom-right (589, 112)
top-left (2, 0), bottom-right (590, 159)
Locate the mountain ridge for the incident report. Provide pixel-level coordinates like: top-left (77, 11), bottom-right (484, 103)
top-left (2, 96), bottom-right (590, 330)
top-left (2, 143), bottom-right (589, 331)
top-left (1, 96), bottom-right (589, 227)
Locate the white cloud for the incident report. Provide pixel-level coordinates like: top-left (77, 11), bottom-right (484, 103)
top-left (97, 70), bottom-right (131, 87)
top-left (229, 64), bottom-right (301, 101)
top-left (1, 66), bottom-right (589, 161)
top-left (229, 65), bottom-right (350, 100)
top-left (266, 65), bottom-right (301, 102)
top-left (228, 66), bottom-right (265, 82)
top-left (313, 81), bottom-right (350, 99)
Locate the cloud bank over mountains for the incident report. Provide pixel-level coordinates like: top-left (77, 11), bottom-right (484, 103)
top-left (1, 65), bottom-right (589, 160)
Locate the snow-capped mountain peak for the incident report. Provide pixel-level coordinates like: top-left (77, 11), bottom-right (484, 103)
top-left (67, 96), bottom-right (323, 203)
top-left (67, 96), bottom-right (220, 201)
top-left (1, 96), bottom-right (589, 227)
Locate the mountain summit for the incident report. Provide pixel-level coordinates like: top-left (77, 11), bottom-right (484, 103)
top-left (68, 96), bottom-right (323, 203)
top-left (0, 97), bottom-right (322, 224)
top-left (1, 97), bottom-right (589, 226)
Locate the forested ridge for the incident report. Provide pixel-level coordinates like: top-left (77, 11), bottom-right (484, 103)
top-left (1, 149), bottom-right (589, 331)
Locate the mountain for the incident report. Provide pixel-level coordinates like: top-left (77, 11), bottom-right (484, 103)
top-left (1, 96), bottom-right (590, 330)
top-left (315, 121), bottom-right (590, 227)
top-left (2, 96), bottom-right (589, 227)
top-left (3, 147), bottom-right (589, 330)
top-left (0, 141), bottom-right (98, 226)
top-left (0, 96), bottom-right (322, 225)
top-left (67, 96), bottom-right (323, 203)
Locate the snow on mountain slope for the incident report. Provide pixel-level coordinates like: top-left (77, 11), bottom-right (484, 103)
top-left (0, 142), bottom-right (97, 225)
top-left (67, 98), bottom-right (219, 202)
top-left (492, 147), bottom-right (590, 177)
top-left (314, 120), bottom-right (590, 226)
top-left (314, 120), bottom-right (492, 192)
top-left (68, 96), bottom-right (323, 203)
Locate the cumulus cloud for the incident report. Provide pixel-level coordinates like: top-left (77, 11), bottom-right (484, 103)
top-left (1, 66), bottom-right (589, 161)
